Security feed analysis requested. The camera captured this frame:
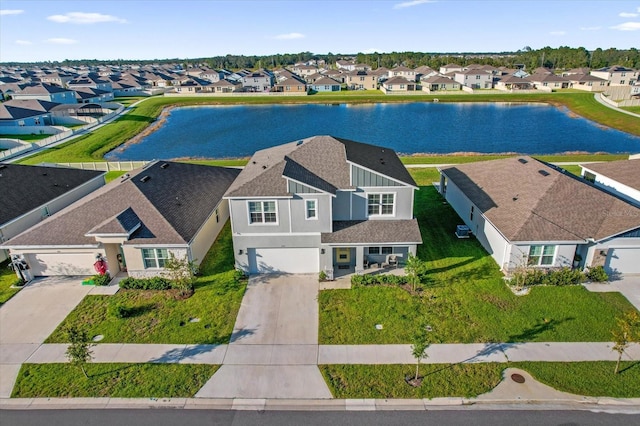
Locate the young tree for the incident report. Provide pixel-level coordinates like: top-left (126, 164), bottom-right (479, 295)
top-left (65, 325), bottom-right (94, 378)
top-left (411, 323), bottom-right (431, 383)
top-left (162, 252), bottom-right (197, 297)
top-left (404, 253), bottom-right (426, 293)
top-left (612, 311), bottom-right (640, 374)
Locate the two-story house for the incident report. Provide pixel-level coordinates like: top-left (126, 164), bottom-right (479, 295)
top-left (225, 136), bottom-right (422, 276)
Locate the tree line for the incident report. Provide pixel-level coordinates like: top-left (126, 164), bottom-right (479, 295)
top-left (4, 47), bottom-right (639, 71)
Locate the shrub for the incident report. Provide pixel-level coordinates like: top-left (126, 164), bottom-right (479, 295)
top-left (542, 267), bottom-right (585, 286)
top-left (119, 276), bottom-right (172, 290)
top-left (234, 269), bottom-right (247, 283)
top-left (351, 273), bottom-right (409, 287)
top-left (12, 278), bottom-right (26, 287)
top-left (319, 270), bottom-right (327, 282)
top-left (108, 302), bottom-right (130, 319)
top-left (91, 274), bottom-right (111, 286)
top-left (585, 266), bottom-right (609, 282)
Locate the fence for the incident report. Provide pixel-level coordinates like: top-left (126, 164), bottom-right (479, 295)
top-left (163, 91), bottom-right (308, 97)
top-left (40, 160), bottom-right (151, 172)
top-left (0, 105), bottom-right (124, 162)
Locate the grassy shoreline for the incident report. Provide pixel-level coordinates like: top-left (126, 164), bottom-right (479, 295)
top-left (18, 92), bottom-right (639, 165)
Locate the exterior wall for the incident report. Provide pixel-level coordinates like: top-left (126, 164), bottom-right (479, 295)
top-left (510, 243), bottom-right (576, 269)
top-left (346, 74), bottom-right (377, 90)
top-left (571, 81), bottom-right (607, 92)
top-left (289, 194), bottom-right (332, 233)
top-left (189, 200), bottom-right (230, 267)
top-left (229, 198), bottom-right (291, 234)
top-left (124, 247), bottom-right (188, 278)
top-left (0, 114), bottom-right (50, 127)
top-left (454, 73), bottom-right (493, 89)
top-left (331, 187), bottom-right (414, 221)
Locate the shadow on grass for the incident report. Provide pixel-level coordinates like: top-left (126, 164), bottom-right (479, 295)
top-left (87, 363), bottom-right (136, 378)
top-left (123, 303), bottom-right (156, 318)
top-left (618, 361), bottom-right (640, 375)
top-left (116, 114), bottom-right (155, 123)
top-left (507, 317), bottom-right (575, 342)
top-left (148, 344), bottom-right (228, 363)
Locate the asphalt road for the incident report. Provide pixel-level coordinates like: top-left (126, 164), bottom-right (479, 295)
top-left (2, 409), bottom-right (639, 426)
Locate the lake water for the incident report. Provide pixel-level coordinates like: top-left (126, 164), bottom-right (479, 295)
top-left (105, 103), bottom-right (640, 160)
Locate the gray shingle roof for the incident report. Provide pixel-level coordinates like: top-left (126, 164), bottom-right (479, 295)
top-left (441, 157), bottom-right (640, 242)
top-left (225, 136), bottom-right (416, 198)
top-left (582, 159), bottom-right (640, 192)
top-left (3, 162), bottom-right (240, 247)
top-left (0, 163), bottom-right (104, 225)
top-left (321, 219), bottom-right (422, 244)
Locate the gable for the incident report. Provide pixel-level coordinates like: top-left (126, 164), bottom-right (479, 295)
top-left (351, 164), bottom-right (404, 187)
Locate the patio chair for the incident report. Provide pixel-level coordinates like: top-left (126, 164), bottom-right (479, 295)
top-left (387, 254), bottom-right (398, 268)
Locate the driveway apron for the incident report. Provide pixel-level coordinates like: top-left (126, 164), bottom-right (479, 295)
top-left (196, 274), bottom-right (332, 399)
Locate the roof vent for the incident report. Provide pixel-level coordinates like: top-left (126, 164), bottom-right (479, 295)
top-left (262, 165), bottom-right (267, 169)
top-left (160, 162), bottom-right (170, 169)
top-left (538, 170), bottom-right (550, 177)
top-left (518, 158), bottom-right (528, 164)
top-left (140, 175), bottom-right (151, 182)
top-left (296, 140), bottom-right (304, 146)
top-left (380, 158), bottom-right (385, 165)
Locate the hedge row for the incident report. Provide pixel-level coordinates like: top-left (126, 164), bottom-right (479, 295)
top-left (119, 276), bottom-right (173, 290)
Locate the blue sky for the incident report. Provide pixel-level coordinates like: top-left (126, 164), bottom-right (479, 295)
top-left (1, 0), bottom-right (639, 62)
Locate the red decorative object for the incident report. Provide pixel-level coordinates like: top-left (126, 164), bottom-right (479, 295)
top-left (94, 259), bottom-right (107, 275)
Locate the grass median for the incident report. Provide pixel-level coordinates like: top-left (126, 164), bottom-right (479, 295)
top-left (0, 260), bottom-right (22, 306)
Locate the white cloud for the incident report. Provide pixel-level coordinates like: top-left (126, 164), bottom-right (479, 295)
top-left (45, 38), bottom-right (78, 45)
top-left (47, 12), bottom-right (127, 24)
top-left (393, 0), bottom-right (435, 9)
top-left (580, 26), bottom-right (601, 31)
top-left (16, 40), bottom-right (33, 45)
top-left (0, 9), bottom-right (24, 15)
top-left (549, 31), bottom-right (566, 36)
top-left (273, 32), bottom-right (305, 40)
top-left (611, 21), bottom-right (640, 31)
top-left (619, 12), bottom-right (639, 18)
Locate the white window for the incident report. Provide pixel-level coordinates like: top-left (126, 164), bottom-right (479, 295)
top-left (368, 193), bottom-right (395, 216)
top-left (248, 201), bottom-right (278, 224)
top-left (142, 248), bottom-right (169, 269)
top-left (528, 245), bottom-right (556, 266)
top-left (305, 199), bottom-right (317, 220)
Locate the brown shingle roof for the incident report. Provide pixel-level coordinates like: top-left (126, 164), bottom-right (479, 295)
top-left (441, 157), bottom-right (640, 242)
top-left (581, 159), bottom-right (640, 192)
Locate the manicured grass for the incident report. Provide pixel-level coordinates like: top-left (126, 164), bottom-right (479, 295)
top-left (45, 221), bottom-right (246, 344)
top-left (321, 364), bottom-right (504, 399)
top-left (318, 169), bottom-right (637, 345)
top-left (559, 164), bottom-right (583, 176)
top-left (18, 92), bottom-right (639, 166)
top-left (11, 363), bottom-right (218, 398)
top-left (515, 361), bottom-right (640, 398)
top-left (0, 133), bottom-right (51, 141)
top-left (622, 106), bottom-right (640, 114)
top-left (0, 260), bottom-right (22, 306)
top-left (320, 362), bottom-right (640, 399)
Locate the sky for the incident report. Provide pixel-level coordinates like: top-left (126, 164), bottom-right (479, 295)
top-left (1, 0), bottom-right (639, 63)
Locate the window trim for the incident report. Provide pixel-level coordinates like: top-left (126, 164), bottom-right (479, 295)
top-left (305, 198), bottom-right (318, 220)
top-left (368, 246), bottom-right (394, 255)
top-left (142, 248), bottom-right (169, 269)
top-left (367, 192), bottom-right (396, 217)
top-left (527, 245), bottom-right (556, 266)
top-left (247, 200), bottom-right (279, 225)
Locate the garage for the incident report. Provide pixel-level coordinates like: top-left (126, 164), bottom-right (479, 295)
top-left (605, 248), bottom-right (640, 275)
top-left (25, 253), bottom-right (97, 276)
top-left (248, 248), bottom-right (319, 274)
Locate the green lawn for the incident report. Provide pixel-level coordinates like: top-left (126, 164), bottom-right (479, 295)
top-left (0, 260), bottom-right (22, 306)
top-left (45, 221), bottom-right (246, 344)
top-left (318, 169), bottom-right (636, 345)
top-left (18, 92), bottom-right (640, 166)
top-left (622, 106), bottom-right (640, 114)
top-left (0, 133), bottom-right (51, 141)
top-left (320, 362), bottom-right (640, 399)
top-left (11, 363), bottom-right (217, 398)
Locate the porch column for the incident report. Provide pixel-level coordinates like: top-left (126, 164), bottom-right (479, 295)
top-left (355, 246), bottom-right (365, 274)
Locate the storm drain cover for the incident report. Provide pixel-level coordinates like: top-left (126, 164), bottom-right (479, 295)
top-left (511, 373), bottom-right (525, 384)
top-left (92, 335), bottom-right (104, 342)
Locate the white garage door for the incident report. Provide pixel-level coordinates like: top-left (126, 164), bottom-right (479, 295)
top-left (248, 248), bottom-right (319, 274)
top-left (26, 253), bottom-right (97, 276)
top-left (606, 248), bottom-right (640, 275)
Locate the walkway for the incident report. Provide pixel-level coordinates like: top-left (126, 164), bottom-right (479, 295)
top-left (595, 92), bottom-right (640, 119)
top-left (583, 275), bottom-right (640, 312)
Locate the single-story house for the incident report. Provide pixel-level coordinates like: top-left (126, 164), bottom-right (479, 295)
top-left (225, 135), bottom-right (422, 276)
top-left (0, 99), bottom-right (60, 127)
top-left (0, 163), bottom-right (105, 263)
top-left (421, 75), bottom-right (460, 92)
top-left (438, 157), bottom-right (640, 276)
top-left (308, 76), bottom-right (342, 92)
top-left (3, 161), bottom-right (240, 278)
top-left (381, 76), bottom-right (416, 93)
top-left (580, 159), bottom-right (640, 207)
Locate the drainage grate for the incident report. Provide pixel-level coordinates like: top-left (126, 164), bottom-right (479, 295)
top-left (511, 373), bottom-right (525, 384)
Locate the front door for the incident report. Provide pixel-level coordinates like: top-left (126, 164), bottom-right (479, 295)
top-left (335, 248), bottom-right (351, 265)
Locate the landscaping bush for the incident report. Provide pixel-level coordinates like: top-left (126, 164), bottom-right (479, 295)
top-left (108, 302), bottom-right (130, 319)
top-left (585, 265), bottom-right (609, 282)
top-left (507, 267), bottom-right (584, 288)
top-left (319, 270), bottom-right (327, 282)
top-left (119, 276), bottom-right (172, 290)
top-left (351, 273), bottom-right (409, 287)
top-left (91, 274), bottom-right (111, 287)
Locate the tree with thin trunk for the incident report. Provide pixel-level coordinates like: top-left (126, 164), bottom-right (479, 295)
top-left (612, 311), bottom-right (640, 374)
top-left (405, 253), bottom-right (426, 293)
top-left (65, 325), bottom-right (94, 379)
top-left (411, 323), bottom-right (431, 382)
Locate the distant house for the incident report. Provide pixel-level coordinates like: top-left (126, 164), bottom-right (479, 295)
top-left (224, 135), bottom-right (422, 276)
top-left (273, 76), bottom-right (307, 93)
top-left (0, 99), bottom-right (59, 127)
top-left (10, 83), bottom-right (77, 104)
top-left (580, 159), bottom-right (640, 207)
top-left (0, 163), bottom-right (105, 263)
top-left (528, 73), bottom-right (570, 91)
top-left (381, 76), bottom-right (416, 93)
top-left (567, 73), bottom-right (608, 92)
top-left (345, 71), bottom-right (377, 90)
top-left (438, 157), bottom-right (640, 275)
top-left (494, 74), bottom-right (533, 91)
top-left (439, 63), bottom-right (464, 75)
top-left (209, 79), bottom-right (240, 93)
top-left (67, 74), bottom-right (113, 92)
top-left (3, 162), bottom-right (240, 278)
top-left (420, 75), bottom-right (460, 92)
top-left (454, 69), bottom-right (493, 89)
top-left (388, 66), bottom-right (417, 82)
top-left (308, 76), bottom-right (341, 92)
top-left (73, 87), bottom-right (115, 103)
top-left (415, 66), bottom-right (438, 81)
top-left (336, 60), bottom-right (356, 71)
top-left (590, 66), bottom-right (638, 87)
top-left (241, 70), bottom-right (274, 92)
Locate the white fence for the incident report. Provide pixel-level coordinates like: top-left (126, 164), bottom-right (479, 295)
top-left (40, 161), bottom-right (151, 172)
top-left (163, 91), bottom-right (308, 97)
top-left (0, 105), bottom-right (124, 161)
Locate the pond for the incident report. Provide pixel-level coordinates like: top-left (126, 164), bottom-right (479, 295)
top-left (105, 102), bottom-right (640, 160)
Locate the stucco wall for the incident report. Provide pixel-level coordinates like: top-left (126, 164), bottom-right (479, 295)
top-left (189, 200), bottom-right (230, 267)
top-left (125, 247), bottom-right (188, 278)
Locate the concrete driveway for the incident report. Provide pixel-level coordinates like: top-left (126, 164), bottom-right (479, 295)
top-left (0, 276), bottom-right (94, 398)
top-left (197, 274), bottom-right (332, 399)
top-left (583, 275), bottom-right (640, 312)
